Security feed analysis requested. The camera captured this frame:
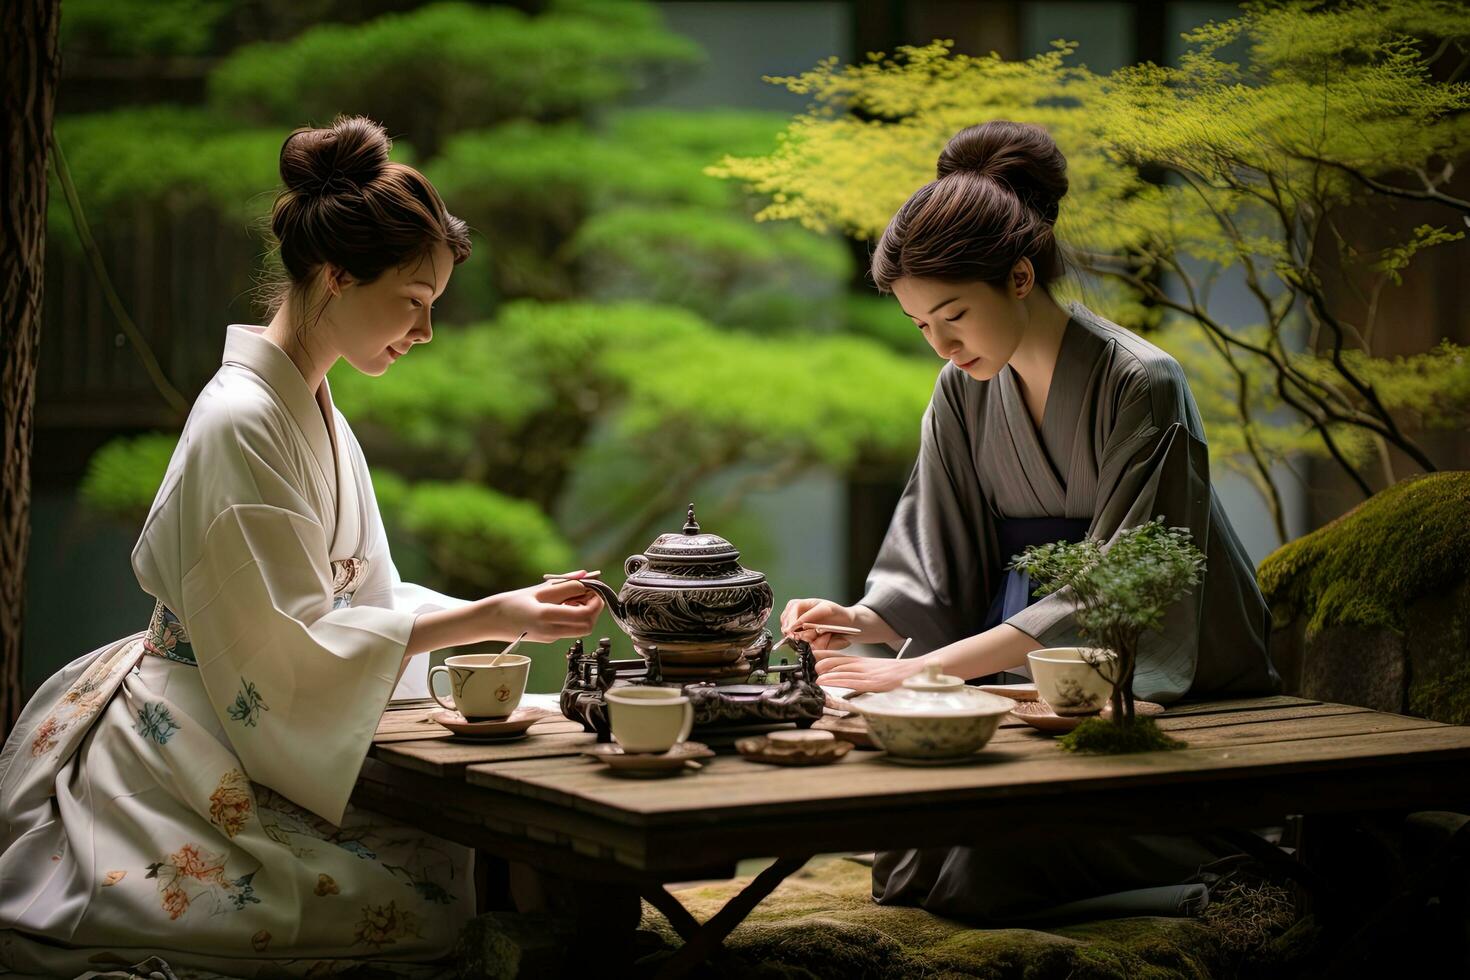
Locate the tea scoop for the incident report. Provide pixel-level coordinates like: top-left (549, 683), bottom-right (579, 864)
top-left (489, 630), bottom-right (529, 668)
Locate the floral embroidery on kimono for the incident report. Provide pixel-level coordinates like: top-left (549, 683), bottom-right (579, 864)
top-left (227, 676), bottom-right (269, 727)
top-left (145, 843), bottom-right (261, 920)
top-left (28, 716), bottom-right (66, 757)
top-left (135, 702), bottom-right (181, 744)
top-left (208, 769), bottom-right (254, 838)
top-left (352, 900), bottom-right (423, 950)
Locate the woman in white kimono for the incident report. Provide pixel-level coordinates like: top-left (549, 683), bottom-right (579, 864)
top-left (0, 116), bottom-right (603, 978)
top-left (782, 121), bottom-right (1280, 923)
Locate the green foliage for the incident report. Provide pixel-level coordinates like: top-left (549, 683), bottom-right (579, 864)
top-left (335, 300), bottom-right (931, 469)
top-left (1058, 716), bottom-right (1186, 754)
top-left (716, 1), bottom-right (1470, 525)
top-left (47, 107), bottom-right (287, 247)
top-left (430, 109), bottom-right (786, 214)
top-left (571, 205), bottom-right (851, 329)
top-left (79, 433), bottom-right (179, 523)
top-left (1016, 520), bottom-right (1206, 645)
top-left (426, 109), bottom-right (790, 302)
top-left (60, 0), bottom-right (231, 57)
top-left (209, 1), bottom-right (702, 155)
top-left (394, 481), bottom-right (576, 597)
top-left (1257, 471), bottom-right (1470, 635)
top-left (842, 294), bottom-right (927, 354)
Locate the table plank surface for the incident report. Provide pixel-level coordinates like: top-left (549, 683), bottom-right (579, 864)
top-left (362, 695), bottom-right (1470, 872)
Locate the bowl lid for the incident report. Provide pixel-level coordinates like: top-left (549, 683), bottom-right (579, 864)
top-left (857, 664), bottom-right (1017, 717)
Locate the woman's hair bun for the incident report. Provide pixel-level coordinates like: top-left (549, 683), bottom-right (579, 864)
top-left (936, 120), bottom-right (1067, 223)
top-left (279, 115), bottom-right (391, 198)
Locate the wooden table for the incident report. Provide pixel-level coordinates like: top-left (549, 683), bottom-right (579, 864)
top-left (356, 695), bottom-right (1470, 976)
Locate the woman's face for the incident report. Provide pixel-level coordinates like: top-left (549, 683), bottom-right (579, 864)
top-left (321, 243), bottom-right (454, 376)
top-left (891, 260), bottom-right (1033, 381)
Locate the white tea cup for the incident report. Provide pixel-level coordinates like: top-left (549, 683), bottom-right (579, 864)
top-left (1027, 647), bottom-right (1118, 716)
top-left (606, 687), bottom-right (693, 753)
top-left (429, 653), bottom-right (530, 719)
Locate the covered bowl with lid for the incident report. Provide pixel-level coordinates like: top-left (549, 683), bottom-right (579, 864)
top-left (850, 663), bottom-right (1016, 760)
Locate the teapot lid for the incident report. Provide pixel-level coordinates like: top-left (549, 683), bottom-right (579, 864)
top-left (643, 505), bottom-right (742, 564)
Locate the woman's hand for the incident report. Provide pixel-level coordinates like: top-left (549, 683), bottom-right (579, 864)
top-left (779, 599), bottom-right (902, 652)
top-left (814, 653), bottom-right (928, 694)
top-left (780, 598), bottom-right (859, 651)
top-left (483, 574), bottom-right (605, 644)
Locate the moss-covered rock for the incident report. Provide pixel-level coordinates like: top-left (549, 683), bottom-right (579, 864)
top-left (1256, 472), bottom-right (1470, 719)
top-left (634, 857), bottom-right (1301, 979)
top-left (1258, 472), bottom-right (1470, 636)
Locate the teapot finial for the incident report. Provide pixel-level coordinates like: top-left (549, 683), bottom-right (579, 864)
top-left (683, 503), bottom-right (700, 535)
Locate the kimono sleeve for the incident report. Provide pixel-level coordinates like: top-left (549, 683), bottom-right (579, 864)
top-left (859, 369), bottom-right (1001, 656)
top-left (1004, 362), bottom-right (1212, 702)
top-left (176, 446), bottom-right (418, 827)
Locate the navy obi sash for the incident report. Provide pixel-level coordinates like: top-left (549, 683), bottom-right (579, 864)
top-left (977, 517), bottom-right (1091, 685)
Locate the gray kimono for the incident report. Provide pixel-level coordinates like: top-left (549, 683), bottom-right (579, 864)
top-left (861, 301), bottom-right (1277, 700)
top-left (860, 302), bottom-right (1279, 922)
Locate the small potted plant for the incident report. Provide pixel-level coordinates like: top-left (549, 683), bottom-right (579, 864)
top-left (1013, 518), bottom-right (1206, 753)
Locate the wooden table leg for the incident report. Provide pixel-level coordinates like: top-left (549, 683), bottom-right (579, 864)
top-left (642, 884), bottom-right (705, 944)
top-left (650, 854), bottom-right (813, 980)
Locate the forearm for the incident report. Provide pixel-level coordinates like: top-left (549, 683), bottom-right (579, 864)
top-left (404, 596), bottom-right (509, 660)
top-left (924, 623), bottom-right (1043, 680)
top-left (851, 603), bottom-right (904, 648)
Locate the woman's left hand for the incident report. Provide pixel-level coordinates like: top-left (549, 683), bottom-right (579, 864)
top-left (814, 654), bottom-right (930, 694)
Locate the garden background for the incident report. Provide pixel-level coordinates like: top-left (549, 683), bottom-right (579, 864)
top-left (30, 0), bottom-right (1470, 696)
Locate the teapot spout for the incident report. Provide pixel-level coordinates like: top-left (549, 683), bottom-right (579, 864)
top-left (575, 577), bottom-right (627, 630)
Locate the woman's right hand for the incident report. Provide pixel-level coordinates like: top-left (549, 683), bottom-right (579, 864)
top-left (780, 598), bottom-right (864, 652)
top-left (484, 577), bottom-right (605, 644)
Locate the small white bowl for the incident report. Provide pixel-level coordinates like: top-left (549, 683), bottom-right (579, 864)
top-left (850, 664), bottom-right (1016, 760)
top-left (1027, 647), bottom-right (1117, 716)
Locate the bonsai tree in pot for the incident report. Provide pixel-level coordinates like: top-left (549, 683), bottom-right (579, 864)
top-left (1013, 518), bottom-right (1205, 752)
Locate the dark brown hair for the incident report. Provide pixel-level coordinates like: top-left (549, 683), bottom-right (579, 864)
top-left (266, 115), bottom-right (471, 318)
top-left (871, 120), bottom-right (1068, 293)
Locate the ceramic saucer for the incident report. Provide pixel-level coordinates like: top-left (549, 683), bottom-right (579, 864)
top-left (430, 706), bottom-right (549, 739)
top-left (1009, 699), bottom-right (1084, 733)
top-left (736, 730), bottom-right (854, 766)
top-left (1009, 699), bottom-right (1166, 735)
top-left (583, 741), bottom-right (714, 777)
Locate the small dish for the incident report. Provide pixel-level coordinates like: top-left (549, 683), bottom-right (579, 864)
top-left (1009, 699), bottom-right (1083, 733)
top-left (1009, 698), bottom-right (1166, 735)
top-left (429, 706), bottom-right (549, 739)
top-left (583, 741), bottom-right (714, 777)
top-left (736, 731), bottom-right (853, 766)
top-left (812, 714), bottom-right (876, 749)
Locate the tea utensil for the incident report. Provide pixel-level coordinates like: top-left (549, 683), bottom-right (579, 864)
top-left (772, 621), bottom-right (863, 655)
top-left (489, 630), bottom-right (529, 667)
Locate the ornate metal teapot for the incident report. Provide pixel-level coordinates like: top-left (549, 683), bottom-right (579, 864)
top-left (575, 504), bottom-right (774, 653)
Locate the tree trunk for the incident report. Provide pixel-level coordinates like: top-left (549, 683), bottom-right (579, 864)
top-left (1, 0), bottom-right (61, 739)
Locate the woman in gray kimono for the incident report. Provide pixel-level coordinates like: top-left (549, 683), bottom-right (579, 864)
top-left (782, 120), bottom-right (1280, 923)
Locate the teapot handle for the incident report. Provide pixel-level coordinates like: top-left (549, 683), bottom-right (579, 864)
top-left (624, 554), bottom-right (648, 576)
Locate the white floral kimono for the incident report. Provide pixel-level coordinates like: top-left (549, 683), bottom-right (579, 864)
top-left (0, 326), bottom-right (476, 979)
